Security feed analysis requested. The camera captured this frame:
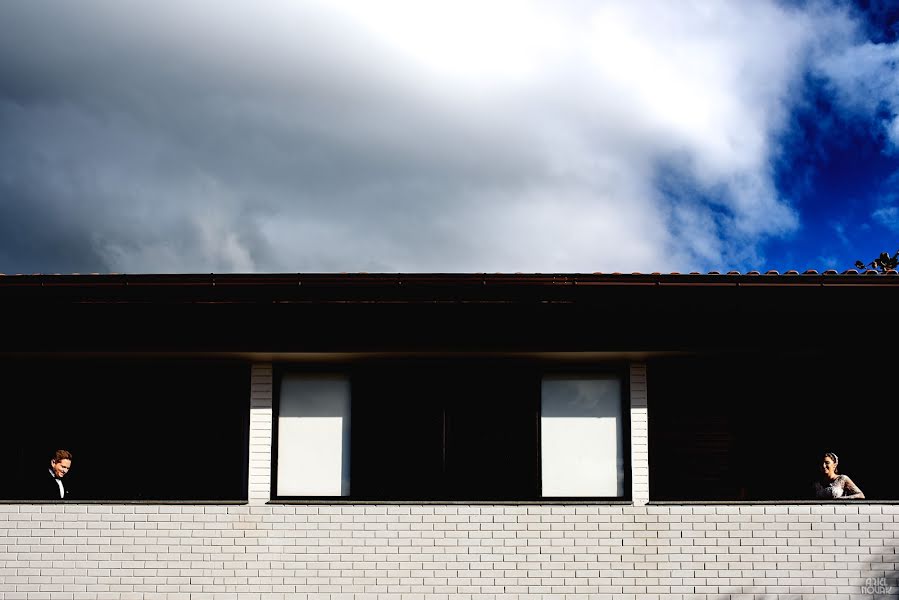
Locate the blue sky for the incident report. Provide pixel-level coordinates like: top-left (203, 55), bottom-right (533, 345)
top-left (765, 0), bottom-right (899, 272)
top-left (1, 0), bottom-right (898, 274)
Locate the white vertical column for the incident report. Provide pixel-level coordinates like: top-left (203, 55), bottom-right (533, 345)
top-left (629, 362), bottom-right (649, 505)
top-left (248, 363), bottom-right (273, 504)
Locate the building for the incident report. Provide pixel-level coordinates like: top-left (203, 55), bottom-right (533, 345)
top-left (1, 271), bottom-right (897, 599)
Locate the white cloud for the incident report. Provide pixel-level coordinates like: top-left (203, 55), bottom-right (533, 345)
top-left (890, 116), bottom-right (899, 149)
top-left (870, 170), bottom-right (899, 233)
top-left (0, 0), bottom-right (890, 273)
top-left (873, 206), bottom-right (899, 230)
top-left (815, 33), bottom-right (899, 150)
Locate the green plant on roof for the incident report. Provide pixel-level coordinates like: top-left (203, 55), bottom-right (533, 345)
top-left (855, 250), bottom-right (899, 273)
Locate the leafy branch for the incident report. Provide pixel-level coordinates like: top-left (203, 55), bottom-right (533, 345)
top-left (855, 250), bottom-right (899, 273)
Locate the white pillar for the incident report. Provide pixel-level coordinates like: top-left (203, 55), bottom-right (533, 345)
top-left (248, 363), bottom-right (274, 504)
top-left (629, 362), bottom-right (649, 505)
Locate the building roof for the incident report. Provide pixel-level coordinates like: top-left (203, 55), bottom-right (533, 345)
top-left (1, 271), bottom-right (896, 355)
top-left (2, 269), bottom-right (899, 305)
top-left (1, 269), bottom-right (898, 288)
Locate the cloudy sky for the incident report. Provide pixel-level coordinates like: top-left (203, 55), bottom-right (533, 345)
top-left (1, 0), bottom-right (898, 274)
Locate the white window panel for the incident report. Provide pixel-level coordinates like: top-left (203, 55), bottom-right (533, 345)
top-left (277, 374), bottom-right (351, 496)
top-left (541, 376), bottom-right (623, 497)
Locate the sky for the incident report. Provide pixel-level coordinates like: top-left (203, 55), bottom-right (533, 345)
top-left (1, 0), bottom-right (898, 275)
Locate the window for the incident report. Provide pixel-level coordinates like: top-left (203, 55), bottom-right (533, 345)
top-left (274, 360), bottom-right (628, 500)
top-left (277, 374), bottom-right (351, 496)
top-left (541, 375), bottom-right (625, 497)
top-left (0, 358), bottom-right (250, 501)
top-left (649, 353), bottom-right (899, 501)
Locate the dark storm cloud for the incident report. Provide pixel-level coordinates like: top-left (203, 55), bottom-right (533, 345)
top-left (0, 182), bottom-right (109, 274)
top-left (0, 1), bottom-right (560, 272)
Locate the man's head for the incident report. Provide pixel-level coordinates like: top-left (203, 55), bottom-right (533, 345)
top-left (50, 449), bottom-right (73, 479)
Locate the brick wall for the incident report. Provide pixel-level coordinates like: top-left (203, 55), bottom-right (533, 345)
top-left (629, 364), bottom-right (648, 506)
top-left (1, 503), bottom-right (896, 599)
top-left (249, 364), bottom-right (273, 505)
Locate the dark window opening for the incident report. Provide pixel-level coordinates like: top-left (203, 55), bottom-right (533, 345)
top-left (349, 363), bottom-right (540, 500)
top-left (649, 353), bottom-right (898, 501)
top-left (0, 359), bottom-right (250, 501)
top-left (351, 365), bottom-right (448, 499)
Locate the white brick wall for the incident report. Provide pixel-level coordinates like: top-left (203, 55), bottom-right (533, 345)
top-left (630, 363), bottom-right (649, 506)
top-left (1, 503), bottom-right (896, 599)
top-left (248, 363), bottom-right (273, 504)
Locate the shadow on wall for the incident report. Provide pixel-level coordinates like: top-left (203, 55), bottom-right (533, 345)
top-left (709, 540), bottom-right (898, 600)
top-left (864, 547), bottom-right (899, 600)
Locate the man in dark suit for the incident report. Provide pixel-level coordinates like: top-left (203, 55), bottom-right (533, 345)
top-left (37, 449), bottom-right (73, 500)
